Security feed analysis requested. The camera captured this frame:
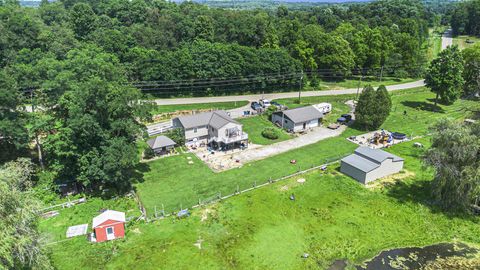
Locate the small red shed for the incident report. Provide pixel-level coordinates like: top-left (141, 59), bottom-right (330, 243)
top-left (92, 210), bottom-right (126, 243)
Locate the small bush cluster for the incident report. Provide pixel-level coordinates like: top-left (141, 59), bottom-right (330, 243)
top-left (261, 127), bottom-right (280, 140)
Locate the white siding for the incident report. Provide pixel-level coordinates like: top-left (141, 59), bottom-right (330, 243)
top-left (184, 126), bottom-right (208, 141)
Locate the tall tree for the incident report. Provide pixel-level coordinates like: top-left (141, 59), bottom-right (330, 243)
top-left (0, 70), bottom-right (28, 162)
top-left (0, 159), bottom-right (52, 269)
top-left (425, 119), bottom-right (480, 212)
top-left (462, 43), bottom-right (480, 97)
top-left (355, 85), bottom-right (392, 130)
top-left (69, 2), bottom-right (97, 39)
top-left (425, 45), bottom-right (465, 105)
top-left (41, 45), bottom-right (152, 193)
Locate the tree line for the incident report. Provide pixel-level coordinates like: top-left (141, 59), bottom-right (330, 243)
top-left (449, 0), bottom-right (480, 37)
top-left (0, 0), bottom-right (435, 97)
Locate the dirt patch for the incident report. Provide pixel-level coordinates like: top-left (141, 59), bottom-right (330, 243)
top-left (367, 170), bottom-right (416, 190)
top-left (200, 207), bottom-right (216, 222)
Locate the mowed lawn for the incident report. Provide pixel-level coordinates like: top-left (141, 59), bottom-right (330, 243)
top-left (453, 35), bottom-right (480, 50)
top-left (43, 139), bottom-right (480, 270)
top-left (136, 88), bottom-right (478, 215)
top-left (237, 115), bottom-right (293, 145)
top-left (152, 101), bottom-right (249, 114)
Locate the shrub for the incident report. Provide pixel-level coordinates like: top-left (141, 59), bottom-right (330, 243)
top-left (261, 127), bottom-right (279, 140)
top-left (144, 147), bottom-right (155, 159)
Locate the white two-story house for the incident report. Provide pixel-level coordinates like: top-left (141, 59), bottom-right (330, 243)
top-left (172, 110), bottom-right (248, 150)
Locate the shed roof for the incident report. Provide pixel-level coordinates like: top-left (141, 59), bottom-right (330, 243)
top-left (274, 106), bottom-right (323, 123)
top-left (147, 135), bottom-right (176, 149)
top-left (92, 210), bottom-right (125, 228)
top-left (175, 110), bottom-right (239, 129)
top-left (341, 147), bottom-right (404, 173)
top-left (354, 147), bottom-right (404, 163)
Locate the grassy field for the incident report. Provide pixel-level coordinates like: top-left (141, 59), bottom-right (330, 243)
top-left (453, 35), bottom-right (480, 50)
top-left (135, 88), bottom-right (478, 215)
top-left (39, 87), bottom-right (480, 269)
top-left (427, 29), bottom-right (443, 61)
top-left (303, 77), bottom-right (418, 91)
top-left (153, 101), bottom-right (248, 114)
top-left (152, 101), bottom-right (249, 115)
top-left (42, 139), bottom-right (480, 269)
top-left (237, 116), bottom-right (293, 145)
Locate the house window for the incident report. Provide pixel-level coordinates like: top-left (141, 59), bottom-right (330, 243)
top-left (284, 119), bottom-right (288, 124)
top-left (194, 128), bottom-right (197, 133)
top-left (107, 227), bottom-right (114, 234)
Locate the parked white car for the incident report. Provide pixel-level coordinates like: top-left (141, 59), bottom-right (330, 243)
top-left (313, 103), bottom-right (332, 114)
top-left (259, 99), bottom-right (271, 108)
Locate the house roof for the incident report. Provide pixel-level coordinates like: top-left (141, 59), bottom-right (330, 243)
top-left (92, 210), bottom-right (125, 228)
top-left (275, 106), bottom-right (323, 123)
top-left (147, 135), bottom-right (176, 149)
top-left (341, 147), bottom-right (404, 173)
top-left (175, 110), bottom-right (239, 129)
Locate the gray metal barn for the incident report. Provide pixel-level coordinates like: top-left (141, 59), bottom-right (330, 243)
top-left (340, 147), bottom-right (404, 184)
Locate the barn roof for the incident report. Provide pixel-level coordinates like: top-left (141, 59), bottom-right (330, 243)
top-left (341, 147), bottom-right (403, 173)
top-left (354, 147), bottom-right (404, 163)
top-left (92, 210), bottom-right (126, 228)
top-left (174, 110), bottom-right (239, 129)
top-left (147, 135), bottom-right (176, 150)
top-left (274, 106), bottom-right (323, 123)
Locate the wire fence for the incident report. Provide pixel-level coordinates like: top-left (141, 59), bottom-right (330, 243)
top-left (146, 155), bottom-right (347, 221)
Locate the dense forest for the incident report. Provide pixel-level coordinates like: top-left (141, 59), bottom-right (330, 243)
top-left (1, 0), bottom-right (435, 97)
top-left (449, 0), bottom-right (480, 37)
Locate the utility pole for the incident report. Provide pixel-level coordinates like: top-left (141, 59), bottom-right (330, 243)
top-left (379, 65), bottom-right (384, 82)
top-left (298, 73), bottom-right (304, 104)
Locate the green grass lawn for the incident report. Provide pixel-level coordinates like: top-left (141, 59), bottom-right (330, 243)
top-left (135, 88), bottom-right (478, 215)
top-left (427, 30), bottom-right (443, 61)
top-left (40, 87), bottom-right (480, 269)
top-left (237, 116), bottom-right (293, 145)
top-left (152, 101), bottom-right (249, 115)
top-left (42, 139), bottom-right (480, 270)
top-left (453, 35), bottom-right (480, 50)
top-left (303, 77), bottom-right (418, 92)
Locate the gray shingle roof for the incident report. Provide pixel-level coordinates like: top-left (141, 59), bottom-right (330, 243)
top-left (175, 110), bottom-right (239, 129)
top-left (274, 106), bottom-right (323, 123)
top-left (341, 147), bottom-right (404, 173)
top-left (147, 135), bottom-right (176, 149)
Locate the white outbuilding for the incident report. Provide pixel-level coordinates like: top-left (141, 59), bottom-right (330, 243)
top-left (271, 106), bottom-right (324, 133)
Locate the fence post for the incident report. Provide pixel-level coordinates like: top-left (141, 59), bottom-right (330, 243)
top-left (253, 181), bottom-right (256, 188)
top-left (154, 205), bottom-right (157, 218)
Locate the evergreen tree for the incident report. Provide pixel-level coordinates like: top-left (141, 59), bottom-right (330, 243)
top-left (355, 85), bottom-right (392, 130)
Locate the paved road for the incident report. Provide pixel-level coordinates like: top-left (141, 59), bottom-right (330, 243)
top-left (153, 80), bottom-right (426, 106)
top-left (442, 29), bottom-right (453, 50)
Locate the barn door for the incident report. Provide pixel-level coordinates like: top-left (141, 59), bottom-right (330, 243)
top-left (106, 227), bottom-right (115, 240)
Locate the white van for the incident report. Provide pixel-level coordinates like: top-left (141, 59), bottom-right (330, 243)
top-left (314, 103), bottom-right (332, 114)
